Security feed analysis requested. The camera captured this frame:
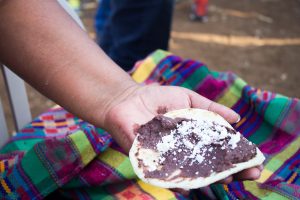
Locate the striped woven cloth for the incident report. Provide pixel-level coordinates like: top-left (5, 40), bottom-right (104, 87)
top-left (0, 50), bottom-right (299, 200)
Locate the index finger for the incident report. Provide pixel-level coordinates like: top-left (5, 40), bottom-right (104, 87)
top-left (183, 88), bottom-right (240, 124)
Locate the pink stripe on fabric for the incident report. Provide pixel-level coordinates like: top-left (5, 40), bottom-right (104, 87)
top-left (259, 129), bottom-right (297, 154)
top-left (196, 75), bottom-right (228, 100)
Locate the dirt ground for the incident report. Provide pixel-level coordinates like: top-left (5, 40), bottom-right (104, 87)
top-left (171, 0), bottom-right (300, 98)
top-left (1, 0), bottom-right (299, 132)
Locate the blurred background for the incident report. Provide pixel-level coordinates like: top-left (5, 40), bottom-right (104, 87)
top-left (1, 0), bottom-right (299, 133)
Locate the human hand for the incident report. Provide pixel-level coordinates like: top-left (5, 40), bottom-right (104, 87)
top-left (103, 84), bottom-right (262, 182)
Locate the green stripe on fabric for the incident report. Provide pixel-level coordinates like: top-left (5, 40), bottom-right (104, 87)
top-left (232, 78), bottom-right (247, 96)
top-left (62, 177), bottom-right (83, 189)
top-left (264, 95), bottom-right (289, 126)
top-left (86, 187), bottom-right (115, 200)
top-left (180, 82), bottom-right (192, 90)
top-left (21, 147), bottom-right (56, 195)
top-left (69, 131), bottom-right (96, 166)
top-left (244, 181), bottom-right (289, 200)
top-left (116, 158), bottom-right (136, 179)
top-left (211, 184), bottom-right (230, 200)
top-left (98, 148), bottom-right (125, 167)
top-left (152, 50), bottom-right (171, 64)
top-left (261, 193), bottom-right (290, 200)
top-left (249, 122), bottom-right (273, 144)
top-left (244, 181), bottom-right (271, 199)
top-left (95, 127), bottom-right (105, 134)
top-left (217, 92), bottom-right (234, 108)
top-left (264, 137), bottom-right (300, 174)
top-left (211, 71), bottom-right (220, 78)
top-left (0, 139), bottom-right (43, 153)
top-left (98, 148), bottom-right (136, 179)
top-left (181, 66), bottom-right (210, 89)
top-left (245, 180), bottom-right (289, 200)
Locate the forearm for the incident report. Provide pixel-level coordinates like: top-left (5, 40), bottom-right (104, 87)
top-left (0, 0), bottom-right (137, 127)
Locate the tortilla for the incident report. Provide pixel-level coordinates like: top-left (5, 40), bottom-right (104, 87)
top-left (129, 108), bottom-right (265, 189)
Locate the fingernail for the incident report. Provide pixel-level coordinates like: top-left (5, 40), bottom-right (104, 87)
top-left (254, 169), bottom-right (261, 179)
top-left (235, 114), bottom-right (241, 123)
top-left (224, 176), bottom-right (233, 184)
top-left (258, 165), bottom-right (264, 171)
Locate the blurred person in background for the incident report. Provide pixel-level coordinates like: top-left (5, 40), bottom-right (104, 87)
top-left (190, 0), bottom-right (208, 21)
top-left (94, 0), bottom-right (208, 71)
top-left (95, 0), bottom-right (174, 71)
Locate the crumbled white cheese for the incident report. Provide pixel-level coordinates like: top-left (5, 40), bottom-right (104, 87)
top-left (228, 133), bottom-right (240, 149)
top-left (183, 139), bottom-right (194, 149)
top-left (156, 132), bottom-right (176, 154)
top-left (195, 154), bottom-right (204, 164)
top-left (155, 119), bottom-right (240, 167)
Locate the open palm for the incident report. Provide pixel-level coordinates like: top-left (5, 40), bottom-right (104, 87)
top-left (104, 85), bottom-right (262, 183)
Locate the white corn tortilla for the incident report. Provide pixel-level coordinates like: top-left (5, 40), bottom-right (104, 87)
top-left (129, 108), bottom-right (265, 189)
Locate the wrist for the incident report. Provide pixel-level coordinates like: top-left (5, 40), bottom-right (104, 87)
top-left (93, 79), bottom-right (140, 129)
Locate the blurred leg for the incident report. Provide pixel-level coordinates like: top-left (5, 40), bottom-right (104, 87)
top-left (101, 0), bottom-right (174, 71)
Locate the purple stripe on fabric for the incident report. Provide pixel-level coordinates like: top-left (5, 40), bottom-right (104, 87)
top-left (3, 177), bottom-right (14, 192)
top-left (83, 126), bottom-right (102, 152)
top-left (31, 126), bottom-right (52, 129)
top-left (83, 126), bottom-right (112, 154)
top-left (167, 60), bottom-right (203, 87)
top-left (56, 125), bottom-right (69, 128)
top-left (4, 160), bottom-right (8, 170)
top-left (260, 180), bottom-right (300, 199)
top-left (226, 184), bottom-right (238, 200)
top-left (259, 129), bottom-right (297, 154)
top-left (80, 189), bottom-right (91, 200)
top-left (240, 113), bottom-right (264, 138)
top-left (0, 185), bottom-right (6, 197)
top-left (34, 137), bottom-right (83, 186)
top-left (179, 60), bottom-right (201, 78)
top-left (233, 86), bottom-right (270, 139)
top-left (8, 135), bottom-right (65, 142)
top-left (110, 142), bottom-right (126, 155)
top-left (285, 168), bottom-right (298, 183)
top-left (234, 100), bottom-right (250, 121)
top-left (32, 119), bottom-right (43, 123)
top-left (232, 99), bottom-right (244, 113)
top-left (174, 192), bottom-right (189, 200)
top-left (147, 55), bottom-right (182, 82)
top-left (79, 160), bottom-right (116, 186)
top-left (54, 119), bottom-right (67, 123)
top-left (170, 74), bottom-right (184, 86)
top-left (278, 99), bottom-right (300, 134)
top-left (19, 128), bottom-right (36, 133)
top-left (235, 107), bottom-right (256, 136)
top-left (227, 182), bottom-right (259, 200)
top-left (196, 75), bottom-right (228, 100)
top-left (268, 148), bottom-right (300, 181)
top-left (174, 60), bottom-right (193, 73)
top-left (293, 174), bottom-right (299, 184)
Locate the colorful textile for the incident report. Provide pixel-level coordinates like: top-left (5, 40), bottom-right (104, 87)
top-left (1, 50), bottom-right (299, 199)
